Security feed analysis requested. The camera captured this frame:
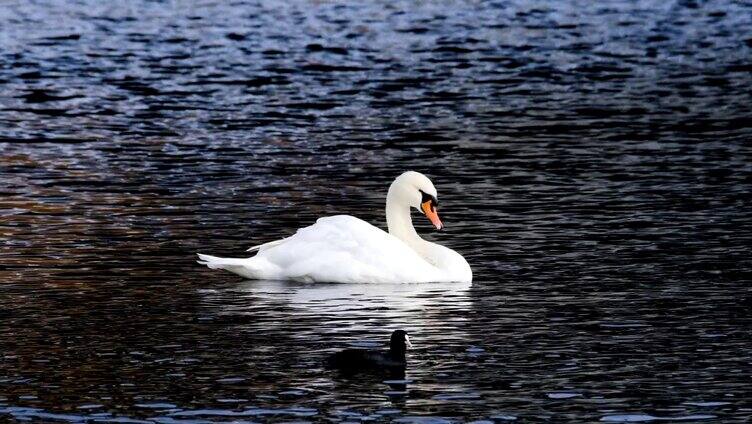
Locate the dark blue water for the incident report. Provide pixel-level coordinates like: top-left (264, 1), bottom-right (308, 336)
top-left (1, 0), bottom-right (751, 422)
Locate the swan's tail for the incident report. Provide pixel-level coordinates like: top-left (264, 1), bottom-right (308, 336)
top-left (197, 253), bottom-right (273, 279)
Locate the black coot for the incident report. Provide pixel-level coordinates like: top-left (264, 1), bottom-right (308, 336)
top-left (326, 330), bottom-right (412, 372)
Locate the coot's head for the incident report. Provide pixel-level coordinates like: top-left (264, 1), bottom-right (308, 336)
top-left (389, 330), bottom-right (412, 354)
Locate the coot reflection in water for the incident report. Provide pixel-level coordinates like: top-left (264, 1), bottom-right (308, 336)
top-left (1, 0), bottom-right (751, 422)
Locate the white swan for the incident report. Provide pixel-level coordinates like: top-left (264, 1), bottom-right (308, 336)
top-left (197, 171), bottom-right (472, 283)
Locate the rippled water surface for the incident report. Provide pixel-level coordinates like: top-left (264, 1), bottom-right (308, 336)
top-left (2, 0), bottom-right (752, 422)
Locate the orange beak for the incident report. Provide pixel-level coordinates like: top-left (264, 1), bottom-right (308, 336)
top-left (421, 200), bottom-right (444, 230)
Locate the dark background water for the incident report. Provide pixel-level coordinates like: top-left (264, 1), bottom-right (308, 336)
top-left (1, 0), bottom-right (752, 422)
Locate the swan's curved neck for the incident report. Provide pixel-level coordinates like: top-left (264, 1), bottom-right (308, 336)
top-left (386, 189), bottom-right (423, 249)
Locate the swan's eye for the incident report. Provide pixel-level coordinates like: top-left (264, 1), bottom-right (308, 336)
top-left (419, 190), bottom-right (438, 212)
top-left (419, 190), bottom-right (443, 230)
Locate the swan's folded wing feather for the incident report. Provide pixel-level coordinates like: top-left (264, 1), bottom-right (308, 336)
top-left (254, 215), bottom-right (440, 283)
top-left (246, 237), bottom-right (289, 252)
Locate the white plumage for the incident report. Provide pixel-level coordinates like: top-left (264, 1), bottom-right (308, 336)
top-left (198, 171), bottom-right (472, 284)
top-left (199, 215), bottom-right (441, 283)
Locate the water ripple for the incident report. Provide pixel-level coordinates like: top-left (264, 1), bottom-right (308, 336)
top-left (1, 0), bottom-right (751, 422)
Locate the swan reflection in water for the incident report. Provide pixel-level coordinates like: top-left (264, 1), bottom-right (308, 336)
top-left (215, 279), bottom-right (473, 324)
top-left (197, 279), bottom-right (473, 403)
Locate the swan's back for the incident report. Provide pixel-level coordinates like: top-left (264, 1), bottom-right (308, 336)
top-left (247, 215), bottom-right (441, 283)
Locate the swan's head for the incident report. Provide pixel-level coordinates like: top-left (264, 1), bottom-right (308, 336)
top-left (390, 330), bottom-right (413, 351)
top-left (389, 171), bottom-right (443, 230)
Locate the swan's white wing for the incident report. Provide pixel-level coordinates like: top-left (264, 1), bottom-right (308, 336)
top-left (246, 237), bottom-right (289, 252)
top-left (255, 215), bottom-right (441, 283)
